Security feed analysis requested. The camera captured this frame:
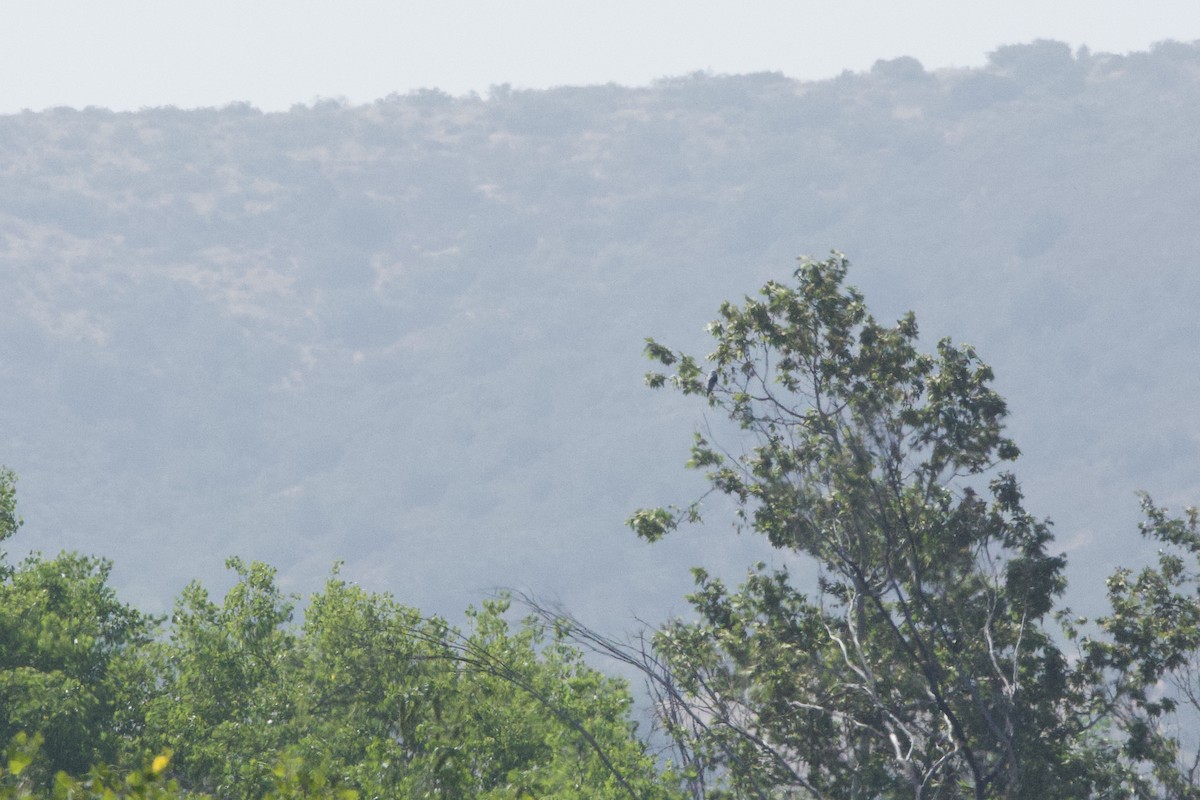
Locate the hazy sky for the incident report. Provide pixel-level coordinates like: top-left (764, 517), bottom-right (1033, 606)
top-left (4, 0), bottom-right (1199, 112)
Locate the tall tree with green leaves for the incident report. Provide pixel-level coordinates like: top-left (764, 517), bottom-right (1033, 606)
top-left (0, 468), bottom-right (159, 783)
top-left (627, 253), bottom-right (1122, 798)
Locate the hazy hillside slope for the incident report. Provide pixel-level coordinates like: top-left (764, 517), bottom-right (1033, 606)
top-left (2, 39), bottom-right (1198, 624)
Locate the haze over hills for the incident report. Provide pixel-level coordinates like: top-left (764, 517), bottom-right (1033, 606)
top-left (2, 39), bottom-right (1198, 628)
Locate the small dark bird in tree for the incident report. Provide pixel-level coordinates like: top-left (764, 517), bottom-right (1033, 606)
top-left (706, 369), bottom-right (718, 397)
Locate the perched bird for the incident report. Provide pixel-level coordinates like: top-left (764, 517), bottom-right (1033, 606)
top-left (706, 369), bottom-right (718, 397)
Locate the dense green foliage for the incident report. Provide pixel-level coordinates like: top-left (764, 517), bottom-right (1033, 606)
top-left (617, 254), bottom-right (1200, 798)
top-left (0, 468), bottom-right (675, 799)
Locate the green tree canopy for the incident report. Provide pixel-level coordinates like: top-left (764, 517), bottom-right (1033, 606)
top-left (0, 550), bottom-right (158, 779)
top-left (629, 253), bottom-right (1117, 798)
top-left (0, 471), bottom-right (677, 799)
top-left (138, 561), bottom-right (676, 800)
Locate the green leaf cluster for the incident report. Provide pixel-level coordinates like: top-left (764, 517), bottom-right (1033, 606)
top-left (628, 253), bottom-right (1192, 798)
top-left (0, 463), bottom-right (677, 800)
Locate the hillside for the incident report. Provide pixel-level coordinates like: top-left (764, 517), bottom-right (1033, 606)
top-left (2, 39), bottom-right (1198, 625)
